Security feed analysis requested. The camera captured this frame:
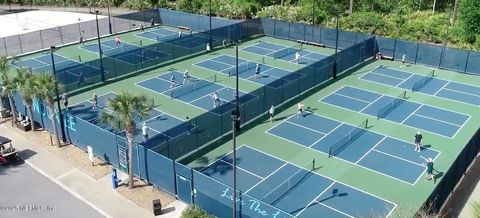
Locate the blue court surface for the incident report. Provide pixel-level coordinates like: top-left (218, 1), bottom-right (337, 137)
top-left (360, 66), bottom-right (480, 106)
top-left (200, 145), bottom-right (396, 217)
top-left (13, 54), bottom-right (103, 86)
top-left (68, 92), bottom-right (192, 148)
top-left (194, 54), bottom-right (301, 89)
top-left (241, 41), bottom-right (328, 65)
top-left (135, 27), bottom-right (211, 49)
top-left (267, 114), bottom-right (440, 185)
top-left (136, 71), bottom-right (257, 115)
top-left (81, 40), bottom-right (170, 65)
top-left (320, 86), bottom-right (470, 138)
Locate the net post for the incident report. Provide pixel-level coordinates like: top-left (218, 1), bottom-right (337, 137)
top-left (214, 74), bottom-right (217, 82)
top-left (157, 36), bottom-right (160, 42)
top-left (140, 40), bottom-right (143, 47)
top-left (78, 55), bottom-right (82, 62)
top-left (365, 119), bottom-right (368, 128)
top-left (403, 90), bottom-right (407, 99)
top-left (432, 69), bottom-right (435, 77)
top-left (312, 159), bottom-right (315, 170)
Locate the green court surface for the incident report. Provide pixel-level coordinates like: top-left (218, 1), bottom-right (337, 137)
top-left (10, 23), bottom-right (480, 217)
top-left (184, 57), bottom-right (480, 216)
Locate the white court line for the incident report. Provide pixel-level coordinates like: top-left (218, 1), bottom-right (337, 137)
top-left (443, 86), bottom-right (480, 98)
top-left (316, 201), bottom-right (355, 218)
top-left (243, 145), bottom-right (398, 212)
top-left (355, 136), bottom-right (387, 164)
top-left (372, 149), bottom-right (425, 167)
top-left (412, 112), bottom-right (462, 127)
top-left (395, 73), bottom-right (416, 88)
top-left (285, 120), bottom-right (328, 135)
top-left (364, 70), bottom-right (480, 108)
top-left (245, 162), bottom-right (289, 194)
top-left (266, 112), bottom-right (438, 185)
top-left (433, 81), bottom-right (451, 96)
top-left (331, 92), bottom-right (373, 104)
top-left (295, 182), bottom-right (336, 217)
top-left (219, 159), bottom-right (264, 180)
top-left (321, 85), bottom-right (460, 139)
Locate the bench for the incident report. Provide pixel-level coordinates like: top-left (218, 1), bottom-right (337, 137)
top-left (382, 55), bottom-right (394, 61)
top-left (297, 40), bottom-right (325, 48)
top-left (178, 26), bottom-right (191, 32)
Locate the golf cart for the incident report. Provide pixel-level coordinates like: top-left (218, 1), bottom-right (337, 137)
top-left (0, 136), bottom-right (19, 165)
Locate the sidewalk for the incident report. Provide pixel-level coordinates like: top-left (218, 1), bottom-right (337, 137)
top-left (0, 123), bottom-right (186, 218)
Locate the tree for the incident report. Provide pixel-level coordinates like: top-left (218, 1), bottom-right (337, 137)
top-left (33, 73), bottom-right (63, 147)
top-left (349, 0), bottom-right (353, 15)
top-left (14, 68), bottom-right (36, 131)
top-left (452, 0), bottom-right (460, 23)
top-left (0, 56), bottom-right (17, 124)
top-left (473, 201), bottom-right (480, 218)
top-left (458, 0), bottom-right (480, 43)
top-left (100, 91), bottom-right (152, 189)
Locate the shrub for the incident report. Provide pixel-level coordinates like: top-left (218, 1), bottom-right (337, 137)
top-left (181, 205), bottom-right (214, 218)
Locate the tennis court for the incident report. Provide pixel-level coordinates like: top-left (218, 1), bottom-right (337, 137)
top-left (12, 53), bottom-right (103, 86)
top-left (81, 39), bottom-right (170, 65)
top-left (266, 113), bottom-right (440, 185)
top-left (136, 70), bottom-right (257, 115)
top-left (241, 41), bottom-right (328, 65)
top-left (200, 144), bottom-right (396, 217)
top-left (68, 91), bottom-right (192, 147)
top-left (194, 54), bottom-right (301, 88)
top-left (360, 66), bottom-right (480, 106)
top-left (320, 86), bottom-right (470, 138)
top-left (136, 26), bottom-right (212, 49)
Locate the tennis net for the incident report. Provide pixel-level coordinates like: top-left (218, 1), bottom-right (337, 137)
top-left (272, 44), bottom-right (303, 59)
top-left (170, 74), bottom-right (216, 99)
top-left (222, 57), bottom-right (265, 77)
top-left (377, 91), bottom-right (407, 119)
top-left (412, 70), bottom-right (435, 92)
top-left (328, 119), bottom-right (368, 158)
top-left (262, 159), bottom-right (315, 205)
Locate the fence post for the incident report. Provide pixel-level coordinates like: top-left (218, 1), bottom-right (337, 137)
top-left (17, 35), bottom-right (23, 54)
top-left (464, 52), bottom-right (471, 73)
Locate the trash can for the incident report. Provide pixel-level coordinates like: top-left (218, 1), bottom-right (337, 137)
top-left (152, 199), bottom-right (162, 215)
top-left (111, 168), bottom-right (118, 189)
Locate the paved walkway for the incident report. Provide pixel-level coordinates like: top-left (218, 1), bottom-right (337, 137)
top-left (0, 123), bottom-right (186, 218)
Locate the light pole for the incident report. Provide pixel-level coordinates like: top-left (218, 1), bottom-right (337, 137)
top-left (230, 41), bottom-right (241, 218)
top-left (439, 10), bottom-right (452, 69)
top-left (333, 11), bottom-right (339, 79)
top-left (50, 46), bottom-right (66, 143)
top-left (209, 0), bottom-right (212, 48)
top-left (107, 5), bottom-right (112, 34)
top-left (92, 10), bottom-right (106, 82)
top-left (312, 0), bottom-right (316, 25)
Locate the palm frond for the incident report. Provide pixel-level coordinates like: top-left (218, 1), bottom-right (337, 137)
top-left (33, 72), bottom-right (60, 106)
top-left (100, 91), bottom-right (152, 133)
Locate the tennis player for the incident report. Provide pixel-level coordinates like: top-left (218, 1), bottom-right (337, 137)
top-left (420, 156), bottom-right (435, 182)
top-left (414, 131), bottom-right (423, 152)
top-left (255, 64), bottom-right (260, 79)
top-left (295, 51), bottom-right (301, 65)
top-left (206, 43), bottom-right (211, 54)
top-left (268, 105), bottom-right (275, 123)
top-left (183, 69), bottom-right (191, 85)
top-left (178, 31), bottom-right (182, 37)
top-left (401, 54), bottom-right (406, 67)
top-left (79, 30), bottom-right (85, 45)
top-left (170, 75), bottom-right (177, 88)
top-left (297, 102), bottom-right (305, 118)
top-left (212, 91), bottom-right (221, 108)
top-left (142, 123), bottom-right (149, 142)
top-left (92, 93), bottom-right (98, 110)
top-left (62, 93), bottom-right (69, 110)
top-left (77, 72), bottom-right (86, 87)
top-left (115, 35), bottom-right (121, 46)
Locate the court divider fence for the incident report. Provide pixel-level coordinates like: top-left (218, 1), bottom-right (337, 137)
top-left (375, 36), bottom-right (480, 75)
top-left (7, 10), bottom-right (376, 216)
top-left (12, 8), bottom-right (478, 217)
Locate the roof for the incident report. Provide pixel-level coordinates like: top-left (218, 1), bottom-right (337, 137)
top-left (0, 136), bottom-right (11, 145)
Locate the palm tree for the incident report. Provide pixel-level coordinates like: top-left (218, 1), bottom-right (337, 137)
top-left (349, 0), bottom-right (354, 15)
top-left (0, 56), bottom-right (18, 124)
top-left (14, 68), bottom-right (36, 131)
top-left (100, 91), bottom-right (152, 189)
top-left (452, 0), bottom-right (460, 24)
top-left (33, 72), bottom-right (63, 147)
